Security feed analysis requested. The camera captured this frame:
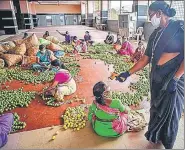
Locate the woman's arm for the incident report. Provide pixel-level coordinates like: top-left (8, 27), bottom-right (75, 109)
top-left (45, 80), bottom-right (59, 92)
top-left (129, 55), bottom-right (150, 75)
top-left (175, 59), bottom-right (184, 79)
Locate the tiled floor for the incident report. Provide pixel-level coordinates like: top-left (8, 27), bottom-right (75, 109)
top-left (2, 116), bottom-right (184, 149)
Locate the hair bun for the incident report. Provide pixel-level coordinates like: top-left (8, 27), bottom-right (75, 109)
top-left (168, 8), bottom-right (176, 17)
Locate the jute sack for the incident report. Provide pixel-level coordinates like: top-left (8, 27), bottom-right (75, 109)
top-left (0, 44), bottom-right (6, 53)
top-left (12, 43), bottom-right (26, 55)
top-left (1, 41), bottom-right (16, 51)
top-left (24, 33), bottom-right (39, 49)
top-left (0, 54), bottom-right (22, 67)
top-left (46, 42), bottom-right (61, 51)
top-left (27, 46), bottom-right (39, 56)
top-left (13, 39), bottom-right (24, 46)
top-left (0, 58), bottom-right (5, 68)
top-left (22, 56), bottom-right (37, 66)
top-left (46, 36), bottom-right (60, 44)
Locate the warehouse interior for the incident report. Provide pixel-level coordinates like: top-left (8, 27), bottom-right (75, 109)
top-left (0, 0), bottom-right (184, 149)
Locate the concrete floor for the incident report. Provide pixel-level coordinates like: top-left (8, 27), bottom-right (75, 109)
top-left (0, 26), bottom-right (184, 149)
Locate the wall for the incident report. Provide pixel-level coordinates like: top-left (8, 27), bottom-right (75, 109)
top-left (0, 0), bottom-right (11, 10)
top-left (35, 4), bottom-right (81, 14)
top-left (107, 20), bottom-right (119, 33)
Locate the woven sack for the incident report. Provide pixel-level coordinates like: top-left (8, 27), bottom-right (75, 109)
top-left (13, 43), bottom-right (26, 55)
top-left (46, 43), bottom-right (61, 51)
top-left (27, 46), bottom-right (39, 56)
top-left (0, 58), bottom-right (5, 68)
top-left (24, 33), bottom-right (39, 49)
top-left (1, 54), bottom-right (22, 67)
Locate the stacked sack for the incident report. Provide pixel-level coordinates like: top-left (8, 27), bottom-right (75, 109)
top-left (0, 33), bottom-right (39, 67)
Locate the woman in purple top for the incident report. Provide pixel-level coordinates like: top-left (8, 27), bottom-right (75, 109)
top-left (56, 30), bottom-right (71, 44)
top-left (44, 69), bottom-right (76, 101)
top-left (84, 31), bottom-right (94, 46)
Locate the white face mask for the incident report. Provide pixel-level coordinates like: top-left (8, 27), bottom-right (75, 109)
top-left (151, 14), bottom-right (161, 28)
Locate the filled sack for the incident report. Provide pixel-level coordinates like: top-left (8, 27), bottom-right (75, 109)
top-left (27, 46), bottom-right (39, 56)
top-left (0, 58), bottom-right (5, 68)
top-left (0, 44), bottom-right (6, 53)
top-left (46, 36), bottom-right (60, 44)
top-left (46, 43), bottom-right (61, 51)
top-left (39, 38), bottom-right (51, 45)
top-left (12, 43), bottom-right (26, 55)
top-left (22, 56), bottom-right (37, 66)
top-left (0, 54), bottom-right (22, 67)
top-left (1, 41), bottom-right (15, 51)
top-left (24, 33), bottom-right (39, 49)
top-left (13, 39), bottom-right (24, 46)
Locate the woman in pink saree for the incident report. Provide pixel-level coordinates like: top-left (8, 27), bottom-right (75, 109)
top-left (117, 37), bottom-right (134, 56)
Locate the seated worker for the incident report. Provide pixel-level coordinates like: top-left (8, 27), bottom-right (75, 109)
top-left (56, 30), bottom-right (71, 44)
top-left (72, 36), bottom-right (82, 54)
top-left (114, 33), bottom-right (122, 45)
top-left (22, 32), bottom-right (28, 39)
top-left (0, 113), bottom-right (14, 148)
top-left (117, 37), bottom-right (134, 56)
top-left (88, 81), bottom-right (147, 137)
top-left (81, 39), bottom-right (88, 53)
top-left (32, 45), bottom-right (65, 72)
top-left (104, 32), bottom-right (114, 44)
top-left (43, 31), bottom-right (49, 39)
top-left (130, 41), bottom-right (145, 63)
top-left (84, 31), bottom-right (94, 46)
top-left (44, 69), bottom-right (76, 101)
top-left (88, 81), bottom-right (129, 137)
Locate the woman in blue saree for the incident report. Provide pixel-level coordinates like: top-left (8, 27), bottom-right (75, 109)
top-left (116, 1), bottom-right (184, 149)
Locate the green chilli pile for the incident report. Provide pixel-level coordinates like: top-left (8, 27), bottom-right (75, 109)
top-left (11, 113), bottom-right (26, 133)
top-left (0, 67), bottom-right (55, 84)
top-left (61, 105), bottom-right (88, 131)
top-left (0, 88), bottom-right (35, 114)
top-left (82, 43), bottom-right (150, 106)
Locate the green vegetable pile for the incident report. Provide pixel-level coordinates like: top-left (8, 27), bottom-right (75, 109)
top-left (0, 88), bottom-right (35, 114)
top-left (11, 113), bottom-right (26, 133)
top-left (0, 67), bottom-right (55, 84)
top-left (61, 57), bottom-right (80, 77)
top-left (82, 43), bottom-right (150, 106)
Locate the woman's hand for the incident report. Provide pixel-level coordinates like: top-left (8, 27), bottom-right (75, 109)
top-left (166, 77), bottom-right (179, 93)
top-left (116, 71), bottom-right (130, 82)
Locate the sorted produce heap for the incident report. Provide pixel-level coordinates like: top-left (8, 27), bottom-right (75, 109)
top-left (0, 67), bottom-right (55, 84)
top-left (61, 105), bottom-right (88, 131)
top-left (11, 113), bottom-right (26, 133)
top-left (81, 43), bottom-right (150, 106)
top-left (59, 44), bottom-right (73, 53)
top-left (0, 88), bottom-right (35, 114)
top-left (61, 56), bottom-right (80, 77)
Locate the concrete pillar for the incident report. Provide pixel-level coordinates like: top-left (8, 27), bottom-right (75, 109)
top-left (81, 1), bottom-right (86, 25)
top-left (100, 0), bottom-right (108, 24)
top-left (19, 0), bottom-right (33, 29)
top-left (86, 0), bottom-right (93, 27)
top-left (0, 0), bottom-right (18, 34)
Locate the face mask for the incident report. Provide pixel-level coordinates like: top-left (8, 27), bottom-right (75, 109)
top-left (151, 14), bottom-right (161, 28)
top-left (40, 50), bottom-right (46, 54)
